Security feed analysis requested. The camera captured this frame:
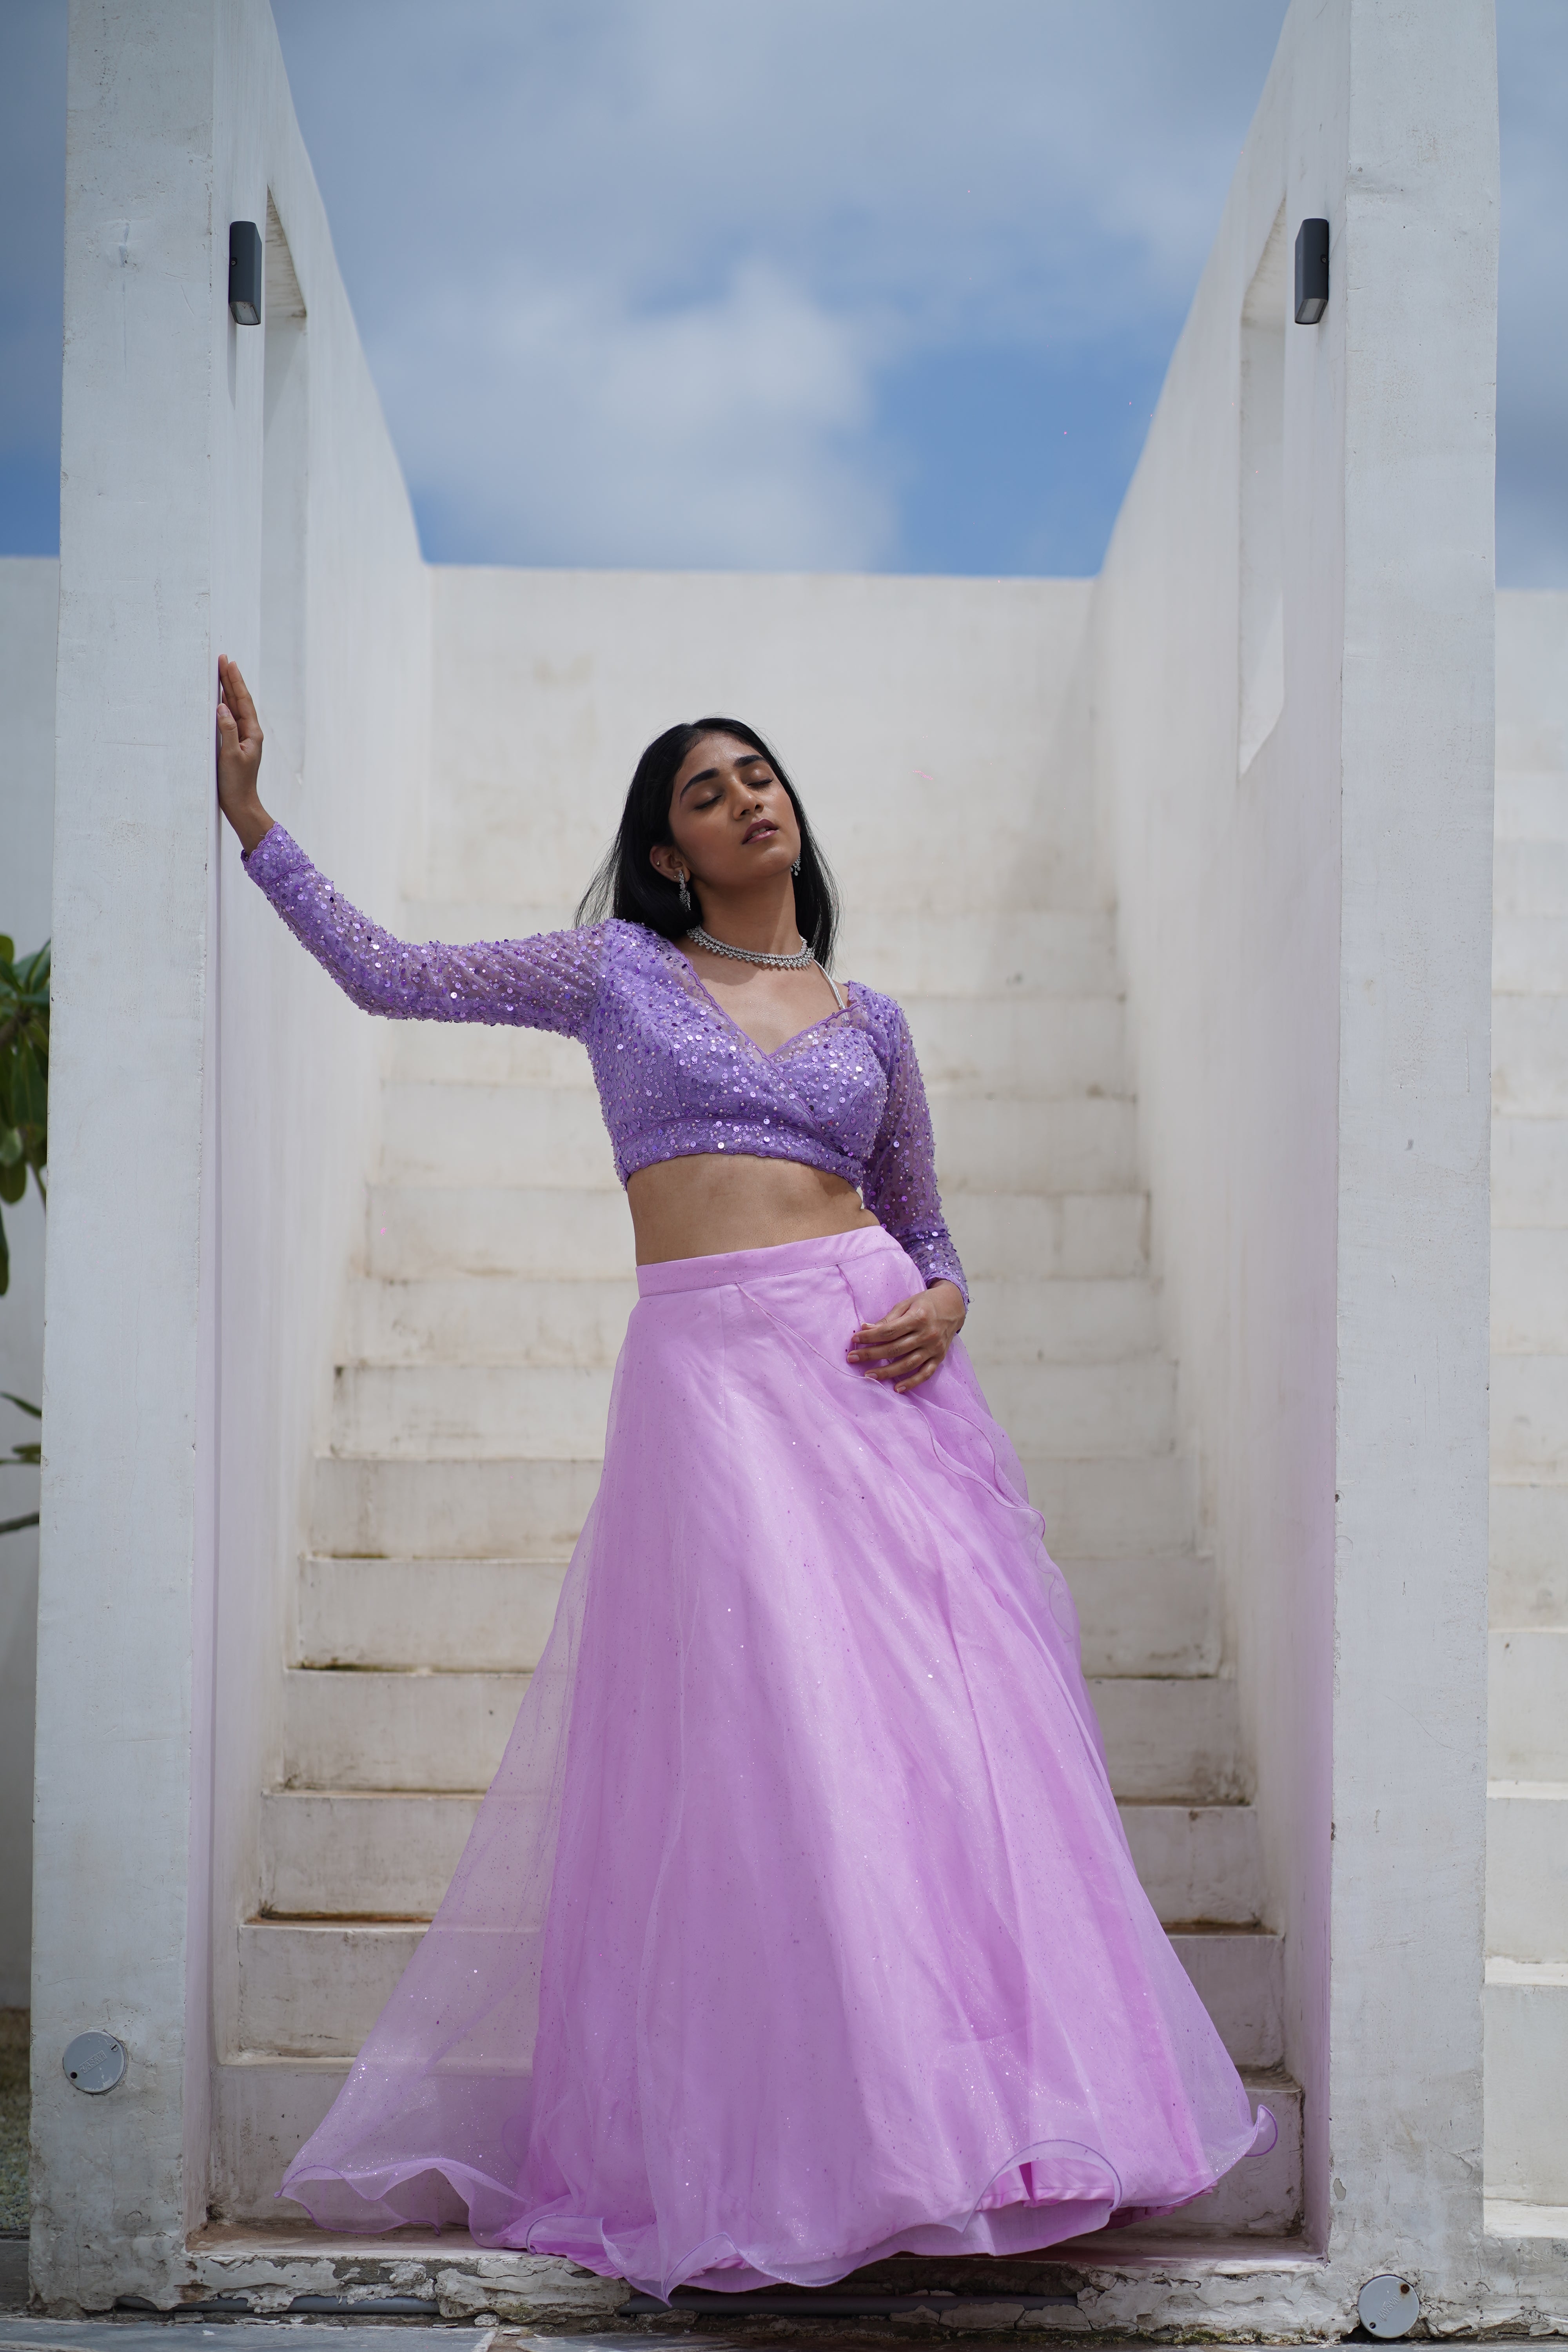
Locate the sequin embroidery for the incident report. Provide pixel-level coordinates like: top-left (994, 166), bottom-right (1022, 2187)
top-left (244, 825), bottom-right (967, 1297)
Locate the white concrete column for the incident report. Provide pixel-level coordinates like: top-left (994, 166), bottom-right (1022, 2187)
top-left (1328, 0), bottom-right (1498, 2284)
top-left (1092, 0), bottom-right (1497, 2325)
top-left (32, 2), bottom-right (430, 2307)
top-left (31, 0), bottom-right (233, 2307)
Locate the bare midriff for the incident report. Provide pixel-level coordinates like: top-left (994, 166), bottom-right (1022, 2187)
top-left (627, 1152), bottom-right (879, 1266)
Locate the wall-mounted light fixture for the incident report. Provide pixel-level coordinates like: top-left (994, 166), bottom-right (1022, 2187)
top-left (229, 220), bottom-right (263, 325)
top-left (1294, 218), bottom-right (1329, 325)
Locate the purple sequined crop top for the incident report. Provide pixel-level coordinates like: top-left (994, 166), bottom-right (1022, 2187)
top-left (244, 826), bottom-right (967, 1298)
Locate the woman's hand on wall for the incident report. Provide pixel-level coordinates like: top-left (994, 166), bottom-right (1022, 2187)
top-left (847, 1280), bottom-right (966, 1394)
top-left (216, 657), bottom-right (275, 855)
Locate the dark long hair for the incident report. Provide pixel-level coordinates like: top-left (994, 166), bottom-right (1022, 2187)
top-left (575, 717), bottom-right (840, 967)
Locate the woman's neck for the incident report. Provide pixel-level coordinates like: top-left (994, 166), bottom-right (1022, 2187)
top-left (690, 878), bottom-right (804, 956)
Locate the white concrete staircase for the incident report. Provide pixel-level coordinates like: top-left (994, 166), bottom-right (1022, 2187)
top-left (1487, 635), bottom-right (1568, 2227)
top-left (222, 891), bottom-right (1301, 2241)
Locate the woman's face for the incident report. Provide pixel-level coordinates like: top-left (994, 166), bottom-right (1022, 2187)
top-left (653, 733), bottom-right (802, 897)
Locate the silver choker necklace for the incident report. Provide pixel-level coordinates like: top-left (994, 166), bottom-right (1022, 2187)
top-left (686, 924), bottom-right (815, 971)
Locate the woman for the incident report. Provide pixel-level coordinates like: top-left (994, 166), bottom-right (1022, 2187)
top-left (216, 657), bottom-right (1272, 2295)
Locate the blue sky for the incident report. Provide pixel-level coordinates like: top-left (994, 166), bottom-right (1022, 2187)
top-left (1, 2), bottom-right (1563, 582)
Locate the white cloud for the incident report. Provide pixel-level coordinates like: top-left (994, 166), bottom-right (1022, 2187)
top-left (385, 261), bottom-right (893, 568)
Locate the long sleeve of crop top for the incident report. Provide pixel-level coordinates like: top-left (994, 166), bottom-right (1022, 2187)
top-left (241, 824), bottom-right (603, 1035)
top-left (860, 1004), bottom-right (968, 1302)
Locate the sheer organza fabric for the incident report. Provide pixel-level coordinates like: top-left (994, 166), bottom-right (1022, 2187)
top-left (281, 1226), bottom-right (1273, 2294)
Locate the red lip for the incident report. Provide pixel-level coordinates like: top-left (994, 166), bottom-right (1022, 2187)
top-left (742, 820), bottom-right (779, 844)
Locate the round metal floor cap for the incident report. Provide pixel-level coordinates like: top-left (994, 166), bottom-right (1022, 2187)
top-left (62, 2031), bottom-right (126, 2095)
top-left (1358, 2274), bottom-right (1419, 2339)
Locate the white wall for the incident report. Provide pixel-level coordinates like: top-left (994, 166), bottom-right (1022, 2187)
top-left (425, 567), bottom-right (1098, 926)
top-left (1094, 0), bottom-right (1497, 2322)
top-left (0, 557), bottom-right (57, 2010)
top-left (31, 0), bottom-right (428, 2310)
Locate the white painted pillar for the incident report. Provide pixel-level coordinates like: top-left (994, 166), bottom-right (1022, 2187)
top-left (31, 2), bottom-right (429, 2308)
top-left (1092, 0), bottom-right (1497, 2326)
top-left (32, 0), bottom-right (234, 2307)
top-left (1328, 0), bottom-right (1498, 2285)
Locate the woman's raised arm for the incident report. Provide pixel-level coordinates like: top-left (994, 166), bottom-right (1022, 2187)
top-left (218, 659), bottom-right (604, 1038)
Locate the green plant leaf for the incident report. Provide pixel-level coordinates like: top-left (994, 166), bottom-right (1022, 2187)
top-left (0, 1207), bottom-right (8, 1297)
top-left (0, 1161), bottom-right (24, 1207)
top-left (0, 938), bottom-right (13, 963)
top-left (2, 1394), bottom-right (42, 1420)
top-left (11, 1042), bottom-right (45, 1132)
top-left (0, 1126), bottom-right (19, 1169)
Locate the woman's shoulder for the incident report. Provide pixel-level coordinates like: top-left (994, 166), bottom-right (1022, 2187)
top-left (593, 916), bottom-right (681, 960)
top-left (842, 978), bottom-right (909, 1041)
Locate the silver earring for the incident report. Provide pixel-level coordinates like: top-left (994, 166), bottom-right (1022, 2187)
top-left (677, 870), bottom-right (691, 916)
top-left (791, 859), bottom-right (801, 878)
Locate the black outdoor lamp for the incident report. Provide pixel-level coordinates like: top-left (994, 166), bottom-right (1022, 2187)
top-left (1294, 218), bottom-right (1329, 324)
top-left (229, 220), bottom-right (262, 325)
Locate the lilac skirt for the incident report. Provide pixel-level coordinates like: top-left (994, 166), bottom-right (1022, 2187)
top-left (280, 1224), bottom-right (1274, 2292)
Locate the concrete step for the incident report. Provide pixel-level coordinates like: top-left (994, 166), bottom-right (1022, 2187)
top-left (328, 1352), bottom-right (1178, 1463)
top-left (1495, 996), bottom-right (1568, 1117)
top-left (329, 1363), bottom-right (613, 1461)
top-left (1493, 1356), bottom-right (1568, 1476)
top-left (345, 1274), bottom-right (639, 1368)
top-left (940, 1191), bottom-right (1148, 1280)
top-left (291, 1551), bottom-right (1220, 1682)
top-left (930, 1093), bottom-right (1138, 1195)
top-left (1129, 2067), bottom-right (1301, 2239)
top-left (1118, 1802), bottom-right (1261, 1926)
top-left (379, 1080), bottom-right (1140, 1198)
top-left (292, 1556), bottom-right (569, 1672)
top-left (1495, 918), bottom-right (1568, 997)
top-left (1485, 1960), bottom-right (1568, 2206)
top-left (387, 993), bottom-right (1131, 1102)
top-left (1495, 774), bottom-right (1568, 846)
top-left (343, 1270), bottom-right (1163, 1372)
top-left (1495, 837), bottom-right (1568, 919)
top-left (1491, 1477), bottom-right (1568, 1624)
top-left (1490, 1628), bottom-right (1568, 1779)
top-left (382, 1084), bottom-right (620, 1189)
top-left (1089, 1675), bottom-right (1243, 1803)
top-left (839, 907), bottom-right (1122, 1000)
top-left (902, 996), bottom-right (1126, 1098)
top-left (211, 2054), bottom-right (1299, 2237)
top-left (963, 1276), bottom-right (1160, 1364)
top-left (1029, 1451), bottom-right (1198, 1558)
top-left (234, 1916), bottom-right (1282, 2069)
top-left (310, 1446), bottom-right (1198, 1564)
top-left (367, 1185), bottom-right (636, 1281)
top-left (280, 1664), bottom-right (1240, 1802)
top-left (365, 1182), bottom-right (1152, 1287)
top-left (1493, 1116), bottom-right (1568, 1228)
top-left (260, 1787), bottom-right (1262, 1928)
top-left (311, 1453), bottom-right (603, 1558)
top-left (389, 1026), bottom-right (595, 1088)
top-left (1488, 1782), bottom-right (1568, 1962)
top-left (403, 901), bottom-right (1125, 1001)
top-left (1493, 1231), bottom-right (1568, 1354)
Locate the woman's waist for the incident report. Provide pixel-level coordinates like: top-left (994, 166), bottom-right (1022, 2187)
top-left (635, 1217), bottom-right (908, 1298)
top-left (627, 1147), bottom-right (877, 1270)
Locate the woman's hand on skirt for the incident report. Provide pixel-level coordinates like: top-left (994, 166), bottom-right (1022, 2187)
top-left (846, 1280), bottom-right (966, 1393)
